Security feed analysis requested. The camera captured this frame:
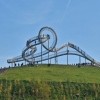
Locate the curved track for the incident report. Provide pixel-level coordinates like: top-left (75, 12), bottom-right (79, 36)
top-left (7, 27), bottom-right (100, 67)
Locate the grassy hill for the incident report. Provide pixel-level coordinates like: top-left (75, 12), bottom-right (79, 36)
top-left (0, 64), bottom-right (100, 83)
top-left (0, 65), bottom-right (100, 99)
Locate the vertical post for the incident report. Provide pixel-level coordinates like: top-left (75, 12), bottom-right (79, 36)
top-left (54, 49), bottom-right (56, 64)
top-left (32, 52), bottom-right (34, 65)
top-left (54, 51), bottom-right (56, 64)
top-left (48, 38), bottom-right (49, 65)
top-left (67, 45), bottom-right (69, 65)
top-left (41, 43), bottom-right (42, 64)
top-left (55, 51), bottom-right (58, 64)
top-left (57, 52), bottom-right (58, 64)
top-left (55, 51), bottom-right (56, 64)
top-left (50, 59), bottom-right (51, 64)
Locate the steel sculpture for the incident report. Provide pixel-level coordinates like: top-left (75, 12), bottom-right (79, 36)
top-left (7, 27), bottom-right (100, 67)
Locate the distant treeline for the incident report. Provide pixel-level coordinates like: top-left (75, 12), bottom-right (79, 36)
top-left (0, 79), bottom-right (100, 99)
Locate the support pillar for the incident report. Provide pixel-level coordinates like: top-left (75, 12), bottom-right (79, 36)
top-left (32, 53), bottom-right (34, 65)
top-left (50, 59), bottom-right (51, 64)
top-left (41, 43), bottom-right (42, 64)
top-left (48, 39), bottom-right (49, 65)
top-left (55, 51), bottom-right (58, 64)
top-left (67, 46), bottom-right (69, 65)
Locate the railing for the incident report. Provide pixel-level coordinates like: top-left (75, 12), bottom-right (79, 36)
top-left (68, 42), bottom-right (100, 66)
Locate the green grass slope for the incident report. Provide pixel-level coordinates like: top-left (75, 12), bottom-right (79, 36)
top-left (0, 64), bottom-right (100, 83)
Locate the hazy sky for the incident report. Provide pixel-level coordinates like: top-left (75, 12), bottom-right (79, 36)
top-left (0, 0), bottom-right (100, 67)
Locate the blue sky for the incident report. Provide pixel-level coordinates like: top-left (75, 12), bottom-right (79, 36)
top-left (0, 0), bottom-right (100, 67)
